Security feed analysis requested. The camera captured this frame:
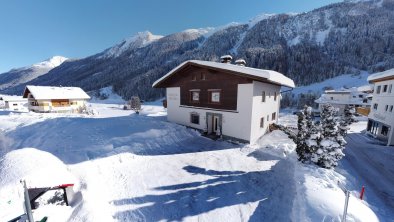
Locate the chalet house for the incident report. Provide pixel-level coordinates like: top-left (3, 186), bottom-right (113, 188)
top-left (366, 69), bottom-right (394, 146)
top-left (152, 58), bottom-right (295, 143)
top-left (0, 95), bottom-right (28, 112)
top-left (22, 85), bottom-right (91, 113)
top-left (315, 86), bottom-right (372, 115)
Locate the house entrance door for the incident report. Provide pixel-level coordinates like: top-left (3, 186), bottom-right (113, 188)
top-left (206, 113), bottom-right (222, 136)
top-left (213, 116), bottom-right (219, 134)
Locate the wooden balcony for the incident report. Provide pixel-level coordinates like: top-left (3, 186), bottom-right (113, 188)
top-left (356, 107), bottom-right (370, 116)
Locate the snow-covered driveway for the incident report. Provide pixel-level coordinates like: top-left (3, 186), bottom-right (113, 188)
top-left (0, 106), bottom-right (379, 221)
top-left (339, 125), bottom-right (394, 221)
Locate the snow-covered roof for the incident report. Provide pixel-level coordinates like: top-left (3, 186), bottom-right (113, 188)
top-left (23, 85), bottom-right (91, 100)
top-left (357, 84), bottom-right (373, 92)
top-left (0, 95), bottom-right (27, 102)
top-left (367, 68), bottom-right (394, 83)
top-left (324, 89), bottom-right (351, 94)
top-left (153, 60), bottom-right (295, 88)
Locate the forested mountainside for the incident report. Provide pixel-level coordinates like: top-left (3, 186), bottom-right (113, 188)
top-left (1, 0), bottom-right (393, 103)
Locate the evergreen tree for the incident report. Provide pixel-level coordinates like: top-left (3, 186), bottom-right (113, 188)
top-left (338, 105), bottom-right (357, 137)
top-left (315, 104), bottom-right (346, 168)
top-left (296, 106), bottom-right (320, 163)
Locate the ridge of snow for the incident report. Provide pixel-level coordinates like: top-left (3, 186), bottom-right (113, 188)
top-left (248, 13), bottom-right (276, 28)
top-left (103, 31), bottom-right (163, 58)
top-left (33, 56), bottom-right (68, 69)
top-left (6, 56), bottom-right (68, 73)
top-left (183, 22), bottom-right (241, 39)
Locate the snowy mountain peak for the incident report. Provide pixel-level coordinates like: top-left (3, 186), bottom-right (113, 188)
top-left (104, 31), bottom-right (163, 58)
top-left (33, 56), bottom-right (68, 69)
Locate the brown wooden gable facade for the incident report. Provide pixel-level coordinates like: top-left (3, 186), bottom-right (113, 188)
top-left (157, 64), bottom-right (253, 111)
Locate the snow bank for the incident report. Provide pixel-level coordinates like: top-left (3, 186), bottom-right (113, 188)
top-left (0, 148), bottom-right (77, 221)
top-left (293, 164), bottom-right (379, 222)
top-left (254, 130), bottom-right (296, 158)
top-left (251, 129), bottom-right (378, 222)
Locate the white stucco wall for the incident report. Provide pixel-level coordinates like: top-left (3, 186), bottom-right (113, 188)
top-left (166, 85), bottom-right (255, 142)
top-left (5, 100), bottom-right (28, 112)
top-left (250, 81), bottom-right (281, 143)
top-left (368, 79), bottom-right (394, 145)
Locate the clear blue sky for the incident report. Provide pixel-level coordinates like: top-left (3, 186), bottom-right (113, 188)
top-left (0, 0), bottom-right (342, 73)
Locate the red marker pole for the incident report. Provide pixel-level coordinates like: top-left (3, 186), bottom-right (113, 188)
top-left (360, 186), bottom-right (365, 200)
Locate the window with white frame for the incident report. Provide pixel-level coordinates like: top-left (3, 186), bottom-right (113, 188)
top-left (190, 90), bottom-right (200, 102)
top-left (209, 90), bottom-right (221, 103)
top-left (262, 91), bottom-right (266, 102)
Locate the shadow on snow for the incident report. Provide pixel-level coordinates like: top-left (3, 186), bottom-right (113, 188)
top-left (112, 156), bottom-right (295, 222)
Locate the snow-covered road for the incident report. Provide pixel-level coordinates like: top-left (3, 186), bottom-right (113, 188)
top-left (339, 128), bottom-right (394, 221)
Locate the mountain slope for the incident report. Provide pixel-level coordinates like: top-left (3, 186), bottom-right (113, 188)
top-left (0, 56), bottom-right (68, 91)
top-left (2, 0), bottom-right (394, 102)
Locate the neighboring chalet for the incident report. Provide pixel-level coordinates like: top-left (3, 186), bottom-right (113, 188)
top-left (23, 85), bottom-right (91, 113)
top-left (366, 69), bottom-right (394, 146)
top-left (0, 95), bottom-right (28, 112)
top-left (152, 57), bottom-right (295, 143)
top-left (315, 86), bottom-right (372, 115)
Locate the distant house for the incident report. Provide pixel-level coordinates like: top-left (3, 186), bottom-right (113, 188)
top-left (366, 69), bottom-right (394, 146)
top-left (315, 86), bottom-right (372, 115)
top-left (0, 95), bottom-right (28, 112)
top-left (22, 85), bottom-right (91, 113)
top-left (152, 57), bottom-right (295, 143)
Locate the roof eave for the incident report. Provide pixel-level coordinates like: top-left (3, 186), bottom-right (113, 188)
top-left (152, 60), bottom-right (295, 88)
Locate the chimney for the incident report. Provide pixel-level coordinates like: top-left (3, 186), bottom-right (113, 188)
top-left (235, 59), bottom-right (246, 66)
top-left (220, 55), bottom-right (232, 64)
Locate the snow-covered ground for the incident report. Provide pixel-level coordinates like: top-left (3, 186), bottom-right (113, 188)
top-left (0, 101), bottom-right (385, 221)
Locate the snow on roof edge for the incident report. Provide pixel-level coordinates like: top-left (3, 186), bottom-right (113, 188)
top-left (367, 68), bottom-right (394, 82)
top-left (24, 85), bottom-right (91, 100)
top-left (152, 60), bottom-right (295, 88)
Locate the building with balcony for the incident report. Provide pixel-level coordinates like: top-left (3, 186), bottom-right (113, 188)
top-left (366, 69), bottom-right (394, 146)
top-left (315, 86), bottom-right (372, 115)
top-left (22, 85), bottom-right (91, 113)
